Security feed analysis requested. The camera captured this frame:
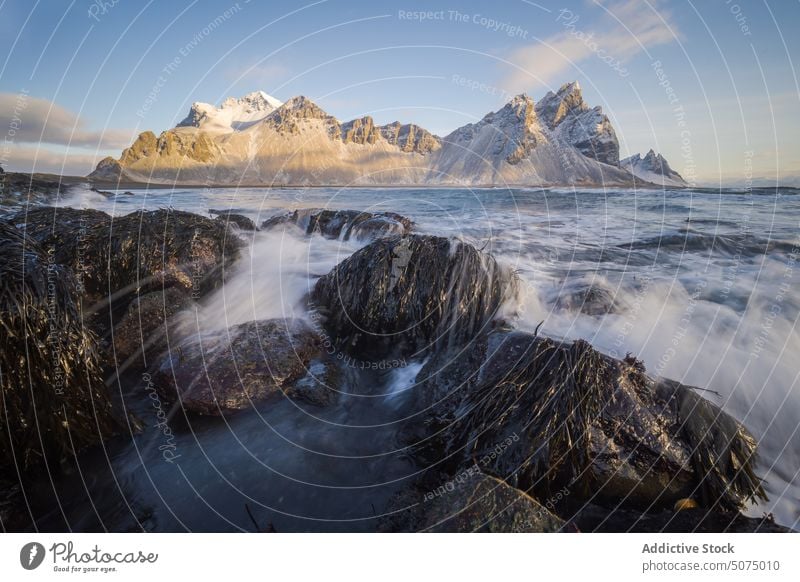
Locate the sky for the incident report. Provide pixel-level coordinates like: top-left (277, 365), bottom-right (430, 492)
top-left (0, 0), bottom-right (798, 185)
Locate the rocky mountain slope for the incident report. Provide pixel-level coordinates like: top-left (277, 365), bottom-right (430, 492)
top-left (90, 82), bottom-right (679, 187)
top-left (621, 149), bottom-right (687, 187)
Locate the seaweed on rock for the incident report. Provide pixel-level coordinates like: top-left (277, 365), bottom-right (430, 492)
top-left (655, 379), bottom-right (766, 511)
top-left (85, 208), bottom-right (242, 303)
top-left (456, 336), bottom-right (611, 493)
top-left (418, 329), bottom-right (767, 513)
top-left (311, 234), bottom-right (519, 356)
top-left (0, 222), bottom-right (115, 473)
top-left (14, 207), bottom-right (242, 317)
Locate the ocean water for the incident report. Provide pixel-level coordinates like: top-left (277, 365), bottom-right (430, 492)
top-left (47, 185), bottom-right (799, 531)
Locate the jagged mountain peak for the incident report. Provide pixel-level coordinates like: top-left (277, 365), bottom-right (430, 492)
top-left (537, 81), bottom-right (588, 129)
top-left (280, 95), bottom-right (320, 110)
top-left (621, 150), bottom-right (686, 187)
top-left (178, 90), bottom-right (282, 132)
top-left (557, 80), bottom-right (581, 94)
top-left (221, 90), bottom-right (282, 111)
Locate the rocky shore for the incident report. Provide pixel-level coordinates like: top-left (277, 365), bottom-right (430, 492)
top-left (0, 201), bottom-right (791, 532)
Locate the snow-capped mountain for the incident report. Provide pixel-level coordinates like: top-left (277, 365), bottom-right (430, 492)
top-left (90, 83), bottom-right (671, 187)
top-left (177, 91), bottom-right (282, 132)
top-left (431, 91), bottom-right (632, 185)
top-left (621, 149), bottom-right (687, 187)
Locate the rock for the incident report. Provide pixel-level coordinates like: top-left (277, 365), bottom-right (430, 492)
top-left (32, 208), bottom-right (238, 306)
top-left (567, 503), bottom-right (793, 533)
top-left (11, 207), bottom-right (242, 346)
top-left (212, 211), bottom-right (257, 232)
top-left (0, 172), bottom-right (76, 207)
top-left (285, 357), bottom-right (341, 408)
top-left (381, 471), bottom-right (565, 532)
top-left (9, 207), bottom-right (112, 268)
top-left (261, 208), bottom-right (412, 241)
top-left (152, 319), bottom-right (339, 415)
top-left (0, 479), bottom-right (30, 531)
top-left (311, 234), bottom-right (519, 356)
top-left (553, 280), bottom-right (622, 316)
top-left (112, 287), bottom-right (193, 365)
top-left (0, 222), bottom-right (115, 474)
top-left (412, 329), bottom-right (765, 513)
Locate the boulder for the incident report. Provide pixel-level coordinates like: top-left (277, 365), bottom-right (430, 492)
top-left (553, 281), bottom-right (623, 316)
top-left (568, 503), bottom-right (793, 533)
top-left (7, 206), bottom-right (111, 271)
top-left (152, 318), bottom-right (339, 415)
top-left (413, 329), bottom-right (765, 513)
top-left (11, 207), bottom-right (242, 315)
top-left (0, 222), bottom-right (115, 474)
top-left (311, 235), bottom-right (518, 356)
top-left (209, 210), bottom-right (258, 232)
top-left (112, 287), bottom-right (193, 365)
top-left (381, 471), bottom-right (565, 532)
top-left (261, 208), bottom-right (412, 241)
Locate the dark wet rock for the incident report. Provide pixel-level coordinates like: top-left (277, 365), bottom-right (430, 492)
top-left (13, 208), bottom-right (242, 314)
top-left (211, 211), bottom-right (257, 232)
top-left (567, 503), bottom-right (793, 533)
top-left (1, 172), bottom-right (82, 209)
top-left (0, 222), bottom-right (115, 474)
top-left (412, 329), bottom-right (765, 514)
top-left (90, 208), bottom-right (242, 302)
top-left (311, 235), bottom-right (518, 356)
top-left (261, 208), bottom-right (412, 241)
top-left (0, 479), bottom-right (31, 532)
top-left (112, 287), bottom-right (193, 365)
top-left (381, 471), bottom-right (565, 532)
top-left (554, 281), bottom-right (622, 316)
top-left (152, 318), bottom-right (339, 415)
top-left (287, 357), bottom-right (341, 407)
top-left (8, 206), bottom-right (112, 268)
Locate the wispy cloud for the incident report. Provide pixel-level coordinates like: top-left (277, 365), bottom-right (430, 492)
top-left (0, 93), bottom-right (134, 149)
top-left (502, 0), bottom-right (680, 91)
top-left (2, 145), bottom-right (103, 176)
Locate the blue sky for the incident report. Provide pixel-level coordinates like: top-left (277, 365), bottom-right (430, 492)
top-left (1, 0), bottom-right (798, 184)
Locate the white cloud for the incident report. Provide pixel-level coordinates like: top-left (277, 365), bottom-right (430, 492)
top-left (502, 0), bottom-right (680, 91)
top-left (0, 92), bottom-right (134, 149)
top-left (1, 146), bottom-right (104, 176)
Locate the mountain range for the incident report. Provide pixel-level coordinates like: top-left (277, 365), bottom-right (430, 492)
top-left (90, 82), bottom-right (686, 188)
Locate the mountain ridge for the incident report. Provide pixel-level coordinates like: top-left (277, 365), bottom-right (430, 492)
top-left (90, 82), bottom-right (683, 188)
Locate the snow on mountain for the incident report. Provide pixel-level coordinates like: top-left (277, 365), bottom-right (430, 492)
top-left (177, 90), bottom-right (283, 132)
top-left (621, 149), bottom-right (687, 187)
